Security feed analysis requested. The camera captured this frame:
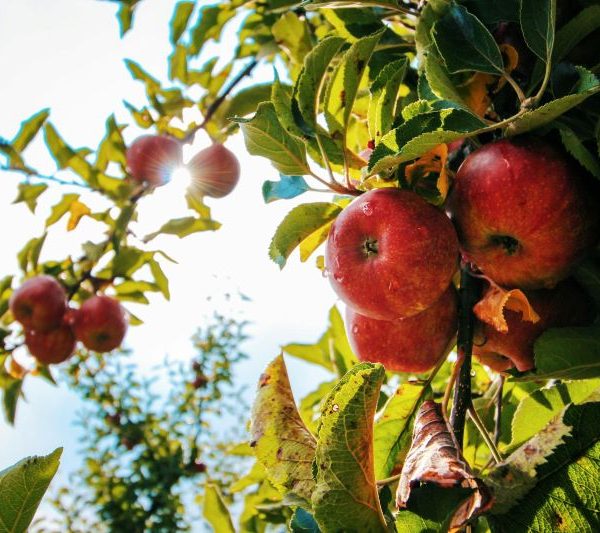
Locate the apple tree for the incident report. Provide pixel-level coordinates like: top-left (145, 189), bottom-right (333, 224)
top-left (2, 0), bottom-right (600, 531)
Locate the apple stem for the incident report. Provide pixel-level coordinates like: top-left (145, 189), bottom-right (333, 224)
top-left (450, 264), bottom-right (481, 448)
top-left (494, 374), bottom-right (505, 446)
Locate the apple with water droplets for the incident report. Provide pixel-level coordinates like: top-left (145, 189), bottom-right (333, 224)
top-left (126, 134), bottom-right (183, 187)
top-left (73, 295), bottom-right (128, 352)
top-left (9, 275), bottom-right (67, 332)
top-left (346, 285), bottom-right (458, 373)
top-left (326, 188), bottom-right (459, 320)
top-left (449, 137), bottom-right (600, 289)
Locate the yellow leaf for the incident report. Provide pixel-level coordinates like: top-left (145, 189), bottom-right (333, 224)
top-left (404, 144), bottom-right (451, 201)
top-left (299, 220), bottom-right (335, 262)
top-left (474, 284), bottom-right (540, 333)
top-left (66, 200), bottom-right (91, 231)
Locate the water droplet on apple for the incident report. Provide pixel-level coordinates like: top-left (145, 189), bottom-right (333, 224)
top-left (362, 202), bottom-right (373, 216)
top-left (322, 267), bottom-right (329, 278)
top-left (333, 273), bottom-right (345, 283)
top-left (352, 325), bottom-right (359, 334)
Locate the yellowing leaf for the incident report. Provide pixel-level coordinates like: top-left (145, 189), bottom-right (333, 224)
top-left (461, 72), bottom-right (496, 117)
top-left (66, 200), bottom-right (91, 231)
top-left (474, 284), bottom-right (540, 333)
top-left (250, 355), bottom-right (316, 503)
top-left (404, 143), bottom-right (451, 201)
top-left (203, 483), bottom-right (235, 533)
top-left (299, 220), bottom-right (334, 262)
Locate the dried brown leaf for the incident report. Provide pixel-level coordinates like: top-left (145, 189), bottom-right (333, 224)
top-left (474, 283), bottom-right (540, 333)
top-left (397, 401), bottom-right (493, 531)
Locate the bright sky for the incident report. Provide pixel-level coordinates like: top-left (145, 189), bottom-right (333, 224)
top-left (0, 0), bottom-right (334, 520)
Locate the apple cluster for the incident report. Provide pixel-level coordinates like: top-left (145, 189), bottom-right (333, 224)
top-left (327, 137), bottom-right (599, 374)
top-left (126, 135), bottom-right (240, 198)
top-left (9, 275), bottom-right (128, 365)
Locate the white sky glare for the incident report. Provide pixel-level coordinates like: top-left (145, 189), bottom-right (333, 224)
top-left (0, 0), bottom-right (334, 510)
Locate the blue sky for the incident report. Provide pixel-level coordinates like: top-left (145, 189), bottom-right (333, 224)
top-left (0, 0), bottom-right (335, 522)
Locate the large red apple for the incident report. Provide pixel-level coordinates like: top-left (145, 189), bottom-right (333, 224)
top-left (73, 295), bottom-right (128, 352)
top-left (473, 279), bottom-right (595, 372)
top-left (9, 275), bottom-right (67, 332)
top-left (25, 324), bottom-right (76, 365)
top-left (187, 143), bottom-right (240, 198)
top-left (126, 134), bottom-right (183, 187)
top-left (346, 285), bottom-right (458, 373)
top-left (326, 188), bottom-right (459, 320)
top-left (450, 137), bottom-right (600, 289)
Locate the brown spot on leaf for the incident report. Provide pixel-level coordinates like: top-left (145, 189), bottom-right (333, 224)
top-left (258, 373), bottom-right (271, 387)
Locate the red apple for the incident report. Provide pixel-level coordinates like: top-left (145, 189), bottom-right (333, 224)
top-left (187, 143), bottom-right (240, 198)
top-left (9, 275), bottom-right (67, 332)
top-left (25, 324), bottom-right (76, 365)
top-left (346, 285), bottom-right (458, 373)
top-left (126, 134), bottom-right (183, 187)
top-left (326, 188), bottom-right (459, 320)
top-left (73, 295), bottom-right (128, 352)
top-left (473, 279), bottom-right (595, 372)
top-left (450, 137), bottom-right (600, 289)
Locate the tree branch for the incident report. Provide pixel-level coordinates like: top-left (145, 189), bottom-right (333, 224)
top-left (450, 264), bottom-right (481, 447)
top-left (183, 58), bottom-right (259, 144)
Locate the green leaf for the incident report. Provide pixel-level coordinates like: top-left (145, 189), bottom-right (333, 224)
top-left (432, 5), bottom-right (504, 75)
top-left (189, 4), bottom-right (235, 55)
top-left (299, 380), bottom-right (337, 434)
top-left (312, 363), bottom-right (387, 532)
top-left (368, 58), bottom-right (408, 141)
top-left (225, 83), bottom-right (272, 120)
top-left (324, 30), bottom-right (384, 135)
top-left (114, 280), bottom-right (159, 295)
top-left (518, 326), bottom-right (600, 381)
top-left (369, 109), bottom-right (485, 174)
top-left (45, 193), bottom-right (79, 227)
top-left (148, 258), bottom-right (170, 300)
top-left (169, 44), bottom-right (188, 83)
top-left (296, 36), bottom-right (346, 135)
top-left (13, 183), bottom-right (48, 213)
top-left (575, 259), bottom-right (600, 308)
top-left (116, 2), bottom-right (140, 37)
top-left (170, 1), bottom-right (195, 45)
top-left (558, 126), bottom-right (600, 178)
top-left (262, 175), bottom-right (310, 203)
top-left (0, 447), bottom-right (62, 531)
top-left (143, 216), bottom-right (221, 243)
top-left (17, 234), bottom-right (47, 273)
top-left (250, 355), bottom-right (317, 503)
top-left (373, 382), bottom-right (431, 480)
top-left (43, 124), bottom-right (96, 186)
top-left (269, 202), bottom-right (342, 269)
top-left (110, 247), bottom-right (146, 278)
top-left (553, 5), bottom-right (600, 63)
top-left (424, 51), bottom-right (466, 105)
top-left (507, 70), bottom-right (600, 136)
top-left (12, 109), bottom-right (50, 152)
top-left (520, 0), bottom-right (556, 62)
top-left (124, 59), bottom-right (160, 92)
top-left (2, 379), bottom-right (22, 425)
top-left (237, 102), bottom-right (311, 176)
top-left (488, 401), bottom-right (600, 530)
top-left (272, 12), bottom-right (312, 65)
top-left (203, 483), bottom-right (235, 533)
top-left (95, 115), bottom-right (126, 173)
top-left (507, 379), bottom-right (600, 452)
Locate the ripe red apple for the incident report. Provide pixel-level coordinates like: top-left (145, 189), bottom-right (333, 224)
top-left (9, 275), bottom-right (67, 332)
top-left (25, 324), bottom-right (76, 365)
top-left (346, 285), bottom-right (458, 373)
top-left (473, 279), bottom-right (595, 372)
top-left (326, 188), bottom-right (459, 320)
top-left (450, 137), bottom-right (600, 289)
top-left (73, 295), bottom-right (128, 352)
top-left (126, 134), bottom-right (183, 187)
top-left (187, 143), bottom-right (240, 198)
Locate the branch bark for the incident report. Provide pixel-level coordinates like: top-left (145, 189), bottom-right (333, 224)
top-left (450, 264), bottom-right (481, 447)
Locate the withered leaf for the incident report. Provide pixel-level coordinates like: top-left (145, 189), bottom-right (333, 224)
top-left (397, 401), bottom-right (493, 531)
top-left (250, 355), bottom-right (316, 504)
top-left (474, 283), bottom-right (540, 333)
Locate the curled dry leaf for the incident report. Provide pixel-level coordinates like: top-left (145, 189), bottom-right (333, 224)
top-left (474, 282), bottom-right (540, 333)
top-left (404, 144), bottom-right (450, 201)
top-left (397, 400), bottom-right (493, 531)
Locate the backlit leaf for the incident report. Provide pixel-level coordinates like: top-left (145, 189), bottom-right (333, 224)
top-left (66, 200), bottom-right (91, 231)
top-left (237, 102), bottom-right (311, 176)
top-left (143, 216), bottom-right (221, 242)
top-left (250, 355), bottom-right (316, 503)
top-left (474, 284), bottom-right (540, 333)
top-left (312, 363), bottom-right (388, 532)
top-left (13, 183), bottom-right (48, 213)
top-left (203, 483), bottom-right (235, 533)
top-left (12, 108), bottom-right (50, 153)
top-left (0, 448), bottom-right (62, 530)
top-left (170, 1), bottom-right (195, 45)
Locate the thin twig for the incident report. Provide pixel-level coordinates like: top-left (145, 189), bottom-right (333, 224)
top-left (503, 72), bottom-right (526, 103)
top-left (182, 58), bottom-right (259, 144)
top-left (494, 375), bottom-right (504, 446)
top-left (376, 472), bottom-right (402, 486)
top-left (1, 166), bottom-right (89, 189)
top-left (468, 405), bottom-right (503, 465)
